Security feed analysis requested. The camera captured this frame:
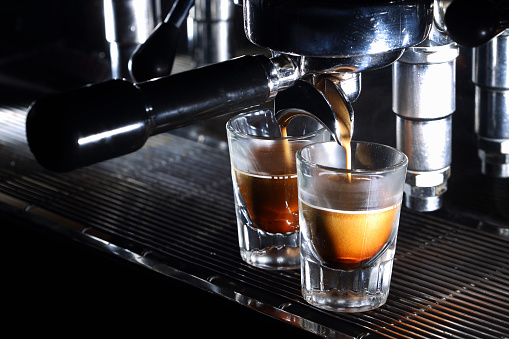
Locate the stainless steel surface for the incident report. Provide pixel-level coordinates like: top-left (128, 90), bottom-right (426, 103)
top-left (429, 0), bottom-right (453, 45)
top-left (266, 54), bottom-right (300, 99)
top-left (104, 0), bottom-right (161, 79)
top-left (473, 30), bottom-right (509, 178)
top-left (1, 94), bottom-right (509, 337)
top-left (296, 51), bottom-right (406, 74)
top-left (104, 0), bottom-right (160, 45)
top-left (390, 1), bottom-right (458, 212)
top-left (244, 0), bottom-right (432, 58)
top-left (395, 114), bottom-right (453, 212)
top-left (396, 115), bottom-right (452, 211)
top-left (322, 73), bottom-right (361, 105)
top-left (396, 116), bottom-right (453, 171)
top-left (189, 0), bottom-right (236, 66)
top-left (473, 30), bottom-right (509, 89)
top-left (392, 26), bottom-right (459, 211)
top-left (393, 44), bottom-right (458, 120)
top-left (194, 0), bottom-right (233, 20)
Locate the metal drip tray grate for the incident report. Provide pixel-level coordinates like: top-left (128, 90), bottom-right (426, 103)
top-left (1, 104), bottom-right (508, 338)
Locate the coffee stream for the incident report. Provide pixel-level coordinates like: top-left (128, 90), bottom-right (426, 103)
top-left (277, 120), bottom-right (294, 174)
top-left (277, 105), bottom-right (353, 178)
top-left (277, 110), bottom-right (399, 270)
top-left (277, 77), bottom-right (353, 180)
top-left (321, 77), bottom-right (353, 182)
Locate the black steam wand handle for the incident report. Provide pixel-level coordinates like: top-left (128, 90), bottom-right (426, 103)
top-left (445, 0), bottom-right (509, 47)
top-left (26, 55), bottom-right (282, 172)
top-left (129, 0), bottom-right (195, 82)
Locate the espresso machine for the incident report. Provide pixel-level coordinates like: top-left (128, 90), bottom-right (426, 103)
top-left (25, 1), bottom-right (433, 190)
top-left (24, 0), bottom-right (509, 213)
top-left (3, 0), bottom-right (509, 336)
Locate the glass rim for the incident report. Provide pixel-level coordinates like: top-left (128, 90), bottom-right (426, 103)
top-left (226, 109), bottom-right (327, 141)
top-left (296, 140), bottom-right (408, 174)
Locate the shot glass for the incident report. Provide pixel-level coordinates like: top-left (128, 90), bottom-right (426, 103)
top-left (227, 109), bottom-right (330, 270)
top-left (297, 141), bottom-right (408, 312)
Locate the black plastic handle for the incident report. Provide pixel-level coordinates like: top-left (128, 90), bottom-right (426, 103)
top-left (129, 0), bottom-right (195, 82)
top-left (26, 55), bottom-right (274, 172)
top-left (445, 0), bottom-right (509, 47)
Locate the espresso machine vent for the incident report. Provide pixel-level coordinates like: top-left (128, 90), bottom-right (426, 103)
top-left (1, 100), bottom-right (508, 338)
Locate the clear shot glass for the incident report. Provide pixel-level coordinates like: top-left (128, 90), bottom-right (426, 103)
top-left (297, 141), bottom-right (408, 311)
top-left (227, 109), bottom-right (330, 270)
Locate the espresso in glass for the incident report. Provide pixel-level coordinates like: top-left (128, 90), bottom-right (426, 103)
top-left (227, 110), bottom-right (329, 270)
top-left (301, 195), bottom-right (401, 271)
top-left (234, 168), bottom-right (298, 234)
top-left (297, 141), bottom-right (407, 312)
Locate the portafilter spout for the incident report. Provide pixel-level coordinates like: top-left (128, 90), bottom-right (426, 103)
top-left (275, 77), bottom-right (355, 146)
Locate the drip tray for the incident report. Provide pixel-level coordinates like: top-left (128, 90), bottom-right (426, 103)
top-left (1, 104), bottom-right (509, 338)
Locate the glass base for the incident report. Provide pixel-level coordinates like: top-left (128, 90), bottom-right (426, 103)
top-left (300, 239), bottom-right (395, 312)
top-left (238, 223), bottom-right (300, 270)
top-left (301, 286), bottom-right (389, 313)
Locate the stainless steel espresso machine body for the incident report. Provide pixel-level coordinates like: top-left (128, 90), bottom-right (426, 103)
top-left (24, 0), bottom-right (508, 213)
top-left (25, 0), bottom-right (433, 171)
top-left (392, 1), bottom-right (458, 212)
top-left (473, 30), bottom-right (509, 178)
